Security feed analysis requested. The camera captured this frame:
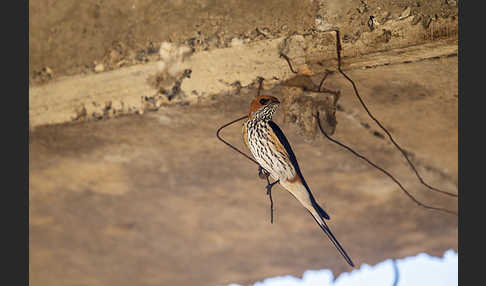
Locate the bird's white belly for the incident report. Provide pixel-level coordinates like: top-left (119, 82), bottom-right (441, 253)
top-left (247, 126), bottom-right (295, 181)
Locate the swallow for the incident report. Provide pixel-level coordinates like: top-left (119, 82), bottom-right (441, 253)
top-left (242, 94), bottom-right (354, 267)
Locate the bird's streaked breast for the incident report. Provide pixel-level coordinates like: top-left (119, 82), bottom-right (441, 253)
top-left (245, 120), bottom-right (296, 181)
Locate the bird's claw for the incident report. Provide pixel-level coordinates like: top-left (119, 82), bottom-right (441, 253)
top-left (258, 166), bottom-right (270, 180)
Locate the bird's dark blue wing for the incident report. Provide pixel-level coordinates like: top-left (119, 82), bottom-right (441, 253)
top-left (268, 120), bottom-right (330, 220)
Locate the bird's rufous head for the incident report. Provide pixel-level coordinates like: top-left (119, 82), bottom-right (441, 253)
top-left (248, 95), bottom-right (280, 121)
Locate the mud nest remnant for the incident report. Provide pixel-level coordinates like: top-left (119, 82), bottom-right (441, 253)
top-left (280, 86), bottom-right (338, 139)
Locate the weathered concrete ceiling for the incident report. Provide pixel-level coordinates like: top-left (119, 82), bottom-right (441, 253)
top-left (30, 56), bottom-right (458, 285)
top-left (29, 1), bottom-right (458, 285)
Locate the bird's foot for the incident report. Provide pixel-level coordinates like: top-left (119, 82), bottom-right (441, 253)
top-left (258, 166), bottom-right (270, 180)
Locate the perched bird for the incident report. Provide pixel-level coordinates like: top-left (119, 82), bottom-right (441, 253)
top-left (242, 95), bottom-right (354, 267)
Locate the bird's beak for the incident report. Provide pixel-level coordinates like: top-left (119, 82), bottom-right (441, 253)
top-left (271, 98), bottom-right (280, 104)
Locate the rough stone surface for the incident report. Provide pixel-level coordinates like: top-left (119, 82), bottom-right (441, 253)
top-left (29, 0), bottom-right (457, 86)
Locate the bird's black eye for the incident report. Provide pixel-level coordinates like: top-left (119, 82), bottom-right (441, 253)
top-left (259, 98), bottom-right (269, 105)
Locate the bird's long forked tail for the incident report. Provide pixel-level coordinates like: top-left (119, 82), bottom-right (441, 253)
top-left (307, 207), bottom-right (355, 267)
top-left (282, 180), bottom-right (355, 267)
